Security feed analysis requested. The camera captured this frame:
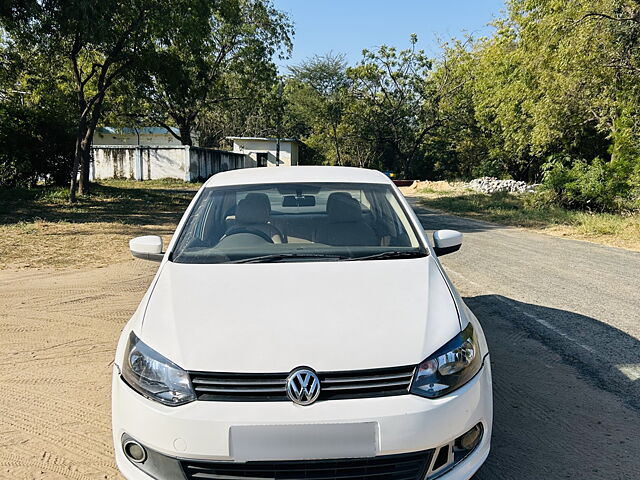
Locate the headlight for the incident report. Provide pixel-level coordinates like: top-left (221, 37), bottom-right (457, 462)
top-left (121, 332), bottom-right (196, 406)
top-left (410, 322), bottom-right (482, 398)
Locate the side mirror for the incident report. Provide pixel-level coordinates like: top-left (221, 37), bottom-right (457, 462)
top-left (433, 230), bottom-right (463, 256)
top-left (129, 235), bottom-right (164, 262)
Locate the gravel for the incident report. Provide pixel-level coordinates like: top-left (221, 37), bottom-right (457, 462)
top-left (467, 177), bottom-right (537, 194)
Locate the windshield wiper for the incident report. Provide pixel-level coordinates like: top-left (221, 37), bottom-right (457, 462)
top-left (231, 253), bottom-right (350, 264)
top-left (348, 251), bottom-right (428, 261)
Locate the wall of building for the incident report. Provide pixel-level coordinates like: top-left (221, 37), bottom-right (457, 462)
top-left (92, 147), bottom-right (137, 179)
top-left (91, 146), bottom-right (245, 181)
top-left (188, 148), bottom-right (246, 180)
top-left (290, 142), bottom-right (299, 166)
top-left (231, 139), bottom-right (297, 167)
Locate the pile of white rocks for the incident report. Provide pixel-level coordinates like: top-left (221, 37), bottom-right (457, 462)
top-left (467, 177), bottom-right (537, 194)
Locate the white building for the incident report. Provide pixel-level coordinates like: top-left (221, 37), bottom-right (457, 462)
top-left (91, 146), bottom-right (244, 181)
top-left (89, 131), bottom-right (300, 182)
top-left (227, 137), bottom-right (299, 167)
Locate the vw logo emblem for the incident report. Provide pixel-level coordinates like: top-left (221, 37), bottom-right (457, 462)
top-left (286, 368), bottom-right (321, 406)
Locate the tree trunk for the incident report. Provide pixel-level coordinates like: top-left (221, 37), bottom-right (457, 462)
top-left (331, 123), bottom-right (342, 165)
top-left (179, 125), bottom-right (193, 146)
top-left (180, 126), bottom-right (193, 146)
top-left (78, 139), bottom-right (91, 196)
top-left (402, 156), bottom-right (413, 179)
top-left (69, 118), bottom-right (87, 203)
top-left (165, 109), bottom-right (197, 146)
top-left (78, 94), bottom-right (107, 196)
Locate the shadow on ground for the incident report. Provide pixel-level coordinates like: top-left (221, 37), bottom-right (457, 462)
top-left (0, 183), bottom-right (199, 226)
top-left (469, 295), bottom-right (640, 479)
top-left (407, 198), bottom-right (504, 234)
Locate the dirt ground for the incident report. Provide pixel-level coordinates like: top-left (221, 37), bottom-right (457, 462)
top-left (0, 260), bottom-right (157, 479)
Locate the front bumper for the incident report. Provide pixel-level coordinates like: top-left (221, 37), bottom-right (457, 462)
top-left (112, 360), bottom-right (492, 480)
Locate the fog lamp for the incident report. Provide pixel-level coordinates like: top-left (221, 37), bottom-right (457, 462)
top-left (123, 439), bottom-right (147, 463)
top-left (457, 423), bottom-right (483, 451)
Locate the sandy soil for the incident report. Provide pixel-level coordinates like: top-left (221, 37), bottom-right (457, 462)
top-left (0, 260), bottom-right (156, 479)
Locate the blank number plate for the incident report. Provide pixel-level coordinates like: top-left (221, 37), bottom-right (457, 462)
top-left (229, 423), bottom-right (378, 461)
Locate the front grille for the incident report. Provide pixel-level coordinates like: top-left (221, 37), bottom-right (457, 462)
top-left (180, 450), bottom-right (433, 480)
top-left (189, 365), bottom-right (416, 402)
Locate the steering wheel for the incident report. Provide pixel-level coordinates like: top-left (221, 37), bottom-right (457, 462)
top-left (268, 223), bottom-right (286, 243)
top-left (221, 226), bottom-right (274, 243)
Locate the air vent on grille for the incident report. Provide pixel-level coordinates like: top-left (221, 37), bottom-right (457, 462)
top-left (189, 365), bottom-right (415, 402)
top-left (180, 449), bottom-right (433, 480)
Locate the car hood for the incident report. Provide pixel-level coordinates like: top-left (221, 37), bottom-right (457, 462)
top-left (140, 256), bottom-right (461, 372)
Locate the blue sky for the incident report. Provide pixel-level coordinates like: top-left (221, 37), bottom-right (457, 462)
top-left (273, 0), bottom-right (506, 71)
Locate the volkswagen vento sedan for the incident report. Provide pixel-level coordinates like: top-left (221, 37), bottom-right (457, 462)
top-left (112, 166), bottom-right (492, 480)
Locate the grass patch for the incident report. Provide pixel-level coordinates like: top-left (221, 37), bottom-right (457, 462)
top-left (408, 183), bottom-right (640, 251)
top-left (0, 179), bottom-right (202, 270)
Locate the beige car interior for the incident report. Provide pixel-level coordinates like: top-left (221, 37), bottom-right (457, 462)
top-left (217, 191), bottom-right (400, 247)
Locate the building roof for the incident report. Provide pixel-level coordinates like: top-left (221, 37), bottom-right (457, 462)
top-left (226, 136), bottom-right (298, 143)
top-left (97, 126), bottom-right (180, 135)
top-left (204, 166), bottom-right (390, 188)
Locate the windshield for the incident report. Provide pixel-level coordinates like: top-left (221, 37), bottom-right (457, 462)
top-left (171, 182), bottom-right (425, 264)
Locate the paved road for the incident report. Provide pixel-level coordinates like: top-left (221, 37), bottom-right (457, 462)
top-left (409, 197), bottom-right (640, 479)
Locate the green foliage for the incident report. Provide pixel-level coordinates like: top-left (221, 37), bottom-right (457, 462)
top-left (540, 156), bottom-right (639, 212)
top-left (2, 0), bottom-right (640, 214)
top-left (424, 0), bottom-right (640, 210)
top-left (286, 53), bottom-right (349, 165)
top-left (0, 101), bottom-right (75, 187)
top-left (1, 0), bottom-right (214, 197)
top-left (0, 0), bottom-right (292, 197)
top-left (347, 36), bottom-right (440, 177)
top-left (135, 0), bottom-right (293, 146)
top-left (0, 34), bottom-right (76, 187)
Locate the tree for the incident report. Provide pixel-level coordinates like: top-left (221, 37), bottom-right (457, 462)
top-left (421, 39), bottom-right (494, 179)
top-left (339, 97), bottom-right (381, 168)
top-left (0, 26), bottom-right (76, 187)
top-left (461, 0), bottom-right (640, 184)
top-left (414, 0), bottom-right (639, 209)
top-left (288, 53), bottom-right (349, 165)
top-left (1, 0), bottom-right (200, 200)
top-left (197, 77), bottom-right (280, 146)
top-left (137, 0), bottom-right (292, 147)
top-left (347, 35), bottom-right (457, 177)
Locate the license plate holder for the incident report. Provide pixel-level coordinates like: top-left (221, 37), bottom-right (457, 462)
top-left (229, 422), bottom-right (378, 461)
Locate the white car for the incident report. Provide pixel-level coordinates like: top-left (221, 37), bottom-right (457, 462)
top-left (112, 166), bottom-right (492, 480)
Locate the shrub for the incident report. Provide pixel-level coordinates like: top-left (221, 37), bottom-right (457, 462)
top-left (0, 101), bottom-right (75, 188)
top-left (540, 156), bottom-right (639, 213)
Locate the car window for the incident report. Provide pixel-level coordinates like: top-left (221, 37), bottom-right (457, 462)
top-left (171, 182), bottom-right (425, 264)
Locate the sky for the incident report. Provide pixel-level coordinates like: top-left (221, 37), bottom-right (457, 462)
top-left (273, 0), bottom-right (506, 71)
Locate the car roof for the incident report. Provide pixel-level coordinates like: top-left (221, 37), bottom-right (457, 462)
top-left (203, 166), bottom-right (392, 188)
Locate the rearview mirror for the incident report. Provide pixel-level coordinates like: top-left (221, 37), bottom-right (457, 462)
top-left (282, 195), bottom-right (316, 207)
top-left (432, 230), bottom-right (462, 256)
top-left (129, 235), bottom-right (164, 262)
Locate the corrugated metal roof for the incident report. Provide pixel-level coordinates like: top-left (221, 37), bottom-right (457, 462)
top-left (226, 136), bottom-right (298, 143)
top-left (96, 126), bottom-right (180, 135)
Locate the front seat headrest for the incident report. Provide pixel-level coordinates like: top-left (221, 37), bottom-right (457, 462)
top-left (236, 193), bottom-right (271, 224)
top-left (326, 192), bottom-right (362, 223)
